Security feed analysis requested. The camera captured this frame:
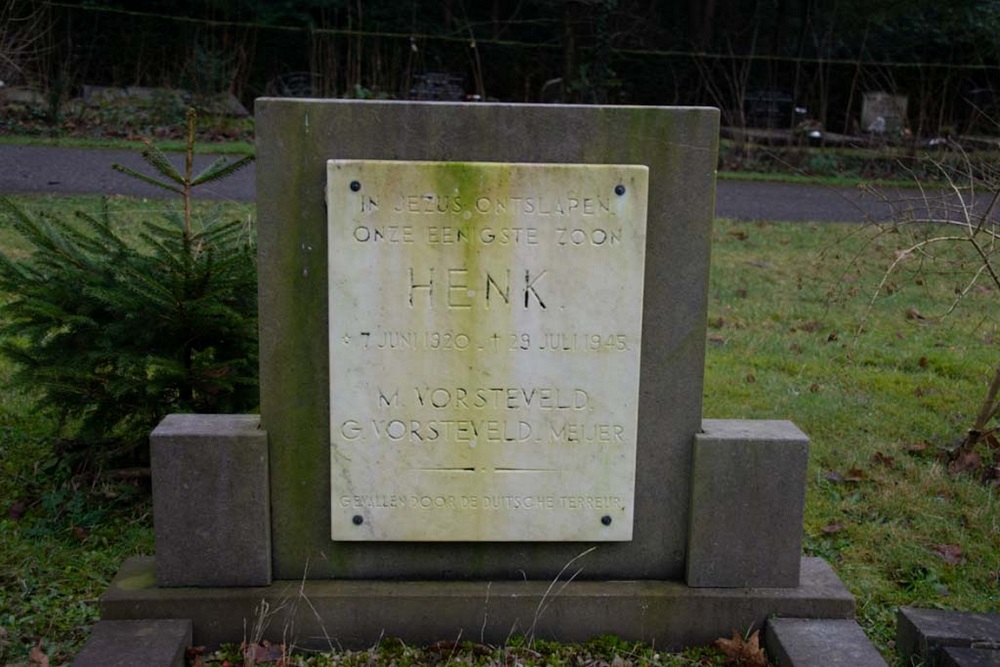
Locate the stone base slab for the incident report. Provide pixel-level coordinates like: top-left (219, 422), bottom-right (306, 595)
top-left (102, 556), bottom-right (854, 650)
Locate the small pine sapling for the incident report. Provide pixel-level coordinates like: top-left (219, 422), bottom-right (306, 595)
top-left (0, 109), bottom-right (257, 470)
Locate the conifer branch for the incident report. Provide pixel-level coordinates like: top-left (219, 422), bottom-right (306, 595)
top-left (191, 154), bottom-right (254, 186)
top-left (111, 164), bottom-right (185, 194)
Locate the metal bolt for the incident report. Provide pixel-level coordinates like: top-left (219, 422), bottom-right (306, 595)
top-left (601, 515), bottom-right (612, 526)
top-left (350, 180), bottom-right (361, 192)
top-left (614, 184), bottom-right (626, 196)
top-left (352, 515), bottom-right (364, 525)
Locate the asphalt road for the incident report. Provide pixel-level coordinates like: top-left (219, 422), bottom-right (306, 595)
top-left (0, 144), bottom-right (925, 223)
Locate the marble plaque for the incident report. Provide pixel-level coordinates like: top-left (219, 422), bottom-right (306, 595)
top-left (328, 160), bottom-right (648, 541)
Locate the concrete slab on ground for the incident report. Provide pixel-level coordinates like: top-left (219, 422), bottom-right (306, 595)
top-left (764, 617), bottom-right (886, 666)
top-left (71, 619), bottom-right (191, 667)
top-left (898, 607), bottom-right (1000, 666)
top-left (942, 646), bottom-right (1000, 667)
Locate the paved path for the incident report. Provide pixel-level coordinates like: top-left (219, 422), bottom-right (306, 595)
top-left (0, 144), bottom-right (929, 224)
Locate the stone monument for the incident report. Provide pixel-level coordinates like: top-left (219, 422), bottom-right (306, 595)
top-left (97, 100), bottom-right (855, 651)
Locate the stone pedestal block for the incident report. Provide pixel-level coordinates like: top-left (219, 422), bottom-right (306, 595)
top-left (686, 419), bottom-right (808, 588)
top-left (151, 414), bottom-right (271, 586)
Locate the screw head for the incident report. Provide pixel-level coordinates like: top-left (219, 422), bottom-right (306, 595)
top-left (352, 515), bottom-right (364, 525)
top-left (350, 180), bottom-right (361, 192)
top-left (601, 515), bottom-right (612, 526)
top-left (614, 184), bottom-right (626, 196)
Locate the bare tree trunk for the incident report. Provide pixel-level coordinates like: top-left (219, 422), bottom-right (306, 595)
top-left (968, 364), bottom-right (1000, 446)
top-left (691, 0), bottom-right (717, 50)
top-left (562, 2), bottom-right (576, 96)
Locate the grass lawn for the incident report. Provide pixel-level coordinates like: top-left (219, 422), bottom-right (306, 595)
top-left (706, 217), bottom-right (1000, 653)
top-left (0, 194), bottom-right (997, 665)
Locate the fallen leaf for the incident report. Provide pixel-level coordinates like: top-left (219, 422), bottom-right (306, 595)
top-left (186, 646), bottom-right (206, 667)
top-left (729, 230), bottom-right (748, 241)
top-left (948, 450), bottom-right (982, 475)
top-left (28, 641), bottom-right (48, 667)
top-left (809, 383), bottom-right (820, 393)
top-left (708, 334), bottom-right (726, 346)
top-left (714, 630), bottom-right (768, 667)
top-left (821, 521), bottom-right (844, 534)
top-left (918, 356), bottom-right (929, 368)
top-left (906, 442), bottom-right (929, 455)
top-left (933, 544), bottom-right (965, 566)
top-left (986, 433), bottom-right (1000, 450)
top-left (242, 640), bottom-right (286, 664)
top-left (745, 374), bottom-right (756, 383)
top-left (72, 526), bottom-right (88, 542)
top-left (8, 501), bottom-right (25, 521)
top-left (844, 468), bottom-right (865, 483)
top-left (906, 307), bottom-right (926, 321)
top-left (827, 331), bottom-right (839, 342)
top-left (872, 452), bottom-right (896, 467)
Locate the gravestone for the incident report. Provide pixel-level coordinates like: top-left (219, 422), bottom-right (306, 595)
top-left (100, 99), bottom-right (855, 650)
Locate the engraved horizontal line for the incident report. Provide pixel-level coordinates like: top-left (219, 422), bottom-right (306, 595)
top-left (410, 467), bottom-right (556, 473)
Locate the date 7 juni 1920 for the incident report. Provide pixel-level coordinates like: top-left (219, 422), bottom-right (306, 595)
top-left (351, 330), bottom-right (629, 352)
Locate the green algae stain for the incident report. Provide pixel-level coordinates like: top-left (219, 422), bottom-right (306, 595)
top-left (262, 106), bottom-right (344, 577)
top-left (115, 570), bottom-right (157, 591)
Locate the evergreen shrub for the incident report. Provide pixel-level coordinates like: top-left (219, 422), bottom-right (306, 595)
top-left (0, 111), bottom-right (257, 469)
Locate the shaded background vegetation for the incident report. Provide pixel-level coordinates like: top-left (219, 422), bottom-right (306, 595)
top-left (5, 0), bottom-right (1000, 135)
